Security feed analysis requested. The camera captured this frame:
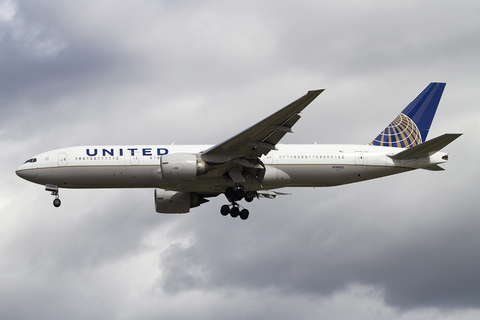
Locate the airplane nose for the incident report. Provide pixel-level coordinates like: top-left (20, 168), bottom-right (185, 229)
top-left (16, 167), bottom-right (27, 179)
top-left (16, 165), bottom-right (35, 181)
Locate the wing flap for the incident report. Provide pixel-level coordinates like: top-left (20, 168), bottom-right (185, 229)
top-left (257, 191), bottom-right (291, 199)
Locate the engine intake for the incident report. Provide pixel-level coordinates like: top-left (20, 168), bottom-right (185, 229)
top-left (160, 153), bottom-right (207, 183)
top-left (154, 189), bottom-right (208, 213)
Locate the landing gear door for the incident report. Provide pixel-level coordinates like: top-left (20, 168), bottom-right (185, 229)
top-left (59, 153), bottom-right (67, 166)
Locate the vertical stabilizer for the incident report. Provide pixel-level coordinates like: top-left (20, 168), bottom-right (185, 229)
top-left (370, 83), bottom-right (446, 148)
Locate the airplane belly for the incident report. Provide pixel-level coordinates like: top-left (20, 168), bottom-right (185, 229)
top-left (30, 165), bottom-right (161, 188)
top-left (267, 164), bottom-right (412, 187)
top-left (275, 164), bottom-right (363, 187)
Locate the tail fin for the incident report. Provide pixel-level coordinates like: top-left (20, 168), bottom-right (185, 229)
top-left (370, 83), bottom-right (446, 148)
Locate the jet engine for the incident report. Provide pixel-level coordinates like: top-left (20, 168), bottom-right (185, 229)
top-left (160, 153), bottom-right (207, 183)
top-left (154, 189), bottom-right (208, 213)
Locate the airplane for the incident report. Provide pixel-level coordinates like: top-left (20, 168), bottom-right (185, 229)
top-left (16, 83), bottom-right (462, 220)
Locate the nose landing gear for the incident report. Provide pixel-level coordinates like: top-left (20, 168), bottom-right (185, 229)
top-left (46, 184), bottom-right (61, 207)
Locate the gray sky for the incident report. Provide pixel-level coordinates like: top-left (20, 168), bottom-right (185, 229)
top-left (2, 0), bottom-right (480, 319)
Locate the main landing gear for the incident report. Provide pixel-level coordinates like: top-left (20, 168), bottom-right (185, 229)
top-left (221, 203), bottom-right (249, 220)
top-left (221, 187), bottom-right (256, 220)
top-left (46, 184), bottom-right (61, 207)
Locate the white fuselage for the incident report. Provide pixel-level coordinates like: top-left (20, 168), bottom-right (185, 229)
top-left (15, 144), bottom-right (448, 194)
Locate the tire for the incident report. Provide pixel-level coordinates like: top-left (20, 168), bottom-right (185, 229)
top-left (240, 209), bottom-right (249, 220)
top-left (53, 198), bottom-right (61, 207)
top-left (244, 191), bottom-right (255, 202)
top-left (234, 188), bottom-right (244, 201)
top-left (220, 205), bottom-right (230, 216)
top-left (230, 206), bottom-right (240, 218)
top-left (225, 187), bottom-right (235, 200)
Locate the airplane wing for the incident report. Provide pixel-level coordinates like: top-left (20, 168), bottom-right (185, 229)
top-left (201, 89), bottom-right (324, 164)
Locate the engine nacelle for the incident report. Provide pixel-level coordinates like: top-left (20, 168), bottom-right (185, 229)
top-left (160, 153), bottom-right (207, 183)
top-left (154, 189), bottom-right (208, 214)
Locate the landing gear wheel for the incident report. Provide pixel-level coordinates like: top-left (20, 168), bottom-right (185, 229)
top-left (225, 187), bottom-right (235, 199)
top-left (244, 191), bottom-right (255, 203)
top-left (220, 205), bottom-right (230, 216)
top-left (239, 209), bottom-right (249, 220)
top-left (222, 187), bottom-right (252, 220)
top-left (230, 206), bottom-right (240, 218)
top-left (234, 188), bottom-right (245, 201)
top-left (53, 198), bottom-right (61, 207)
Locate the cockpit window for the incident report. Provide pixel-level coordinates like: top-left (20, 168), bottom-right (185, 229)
top-left (24, 158), bottom-right (37, 164)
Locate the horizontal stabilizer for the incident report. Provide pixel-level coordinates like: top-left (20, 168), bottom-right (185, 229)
top-left (423, 164), bottom-right (445, 171)
top-left (389, 133), bottom-right (462, 160)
